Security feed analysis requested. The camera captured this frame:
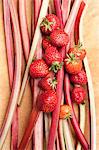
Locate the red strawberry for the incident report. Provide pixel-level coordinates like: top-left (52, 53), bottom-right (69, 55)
top-left (44, 46), bottom-right (63, 73)
top-left (37, 90), bottom-right (57, 112)
top-left (59, 105), bottom-right (72, 119)
top-left (64, 53), bottom-right (82, 74)
top-left (40, 14), bottom-right (60, 35)
top-left (50, 29), bottom-right (69, 47)
top-left (70, 70), bottom-right (87, 85)
top-left (38, 76), bottom-right (57, 90)
top-left (30, 59), bottom-right (49, 78)
top-left (42, 36), bottom-right (51, 50)
top-left (68, 43), bottom-right (86, 60)
top-left (71, 86), bottom-right (86, 104)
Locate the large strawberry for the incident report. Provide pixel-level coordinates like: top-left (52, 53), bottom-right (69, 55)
top-left (68, 43), bottom-right (86, 60)
top-left (38, 76), bottom-right (57, 90)
top-left (50, 29), bottom-right (69, 47)
top-left (42, 36), bottom-right (51, 50)
top-left (30, 59), bottom-right (49, 78)
top-left (44, 46), bottom-right (63, 73)
top-left (40, 14), bottom-right (60, 35)
top-left (37, 90), bottom-right (57, 112)
top-left (64, 53), bottom-right (82, 74)
top-left (71, 86), bottom-right (86, 104)
top-left (70, 70), bottom-right (87, 85)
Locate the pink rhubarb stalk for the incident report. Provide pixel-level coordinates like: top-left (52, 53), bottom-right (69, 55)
top-left (0, 0), bottom-right (22, 148)
top-left (56, 134), bottom-right (60, 150)
top-left (74, 2), bottom-right (86, 150)
top-left (18, 106), bottom-right (40, 150)
top-left (74, 1), bottom-right (86, 45)
top-left (32, 40), bottom-right (43, 150)
top-left (18, 0), bottom-right (49, 106)
top-left (78, 1), bottom-right (96, 149)
top-left (33, 1), bottom-right (43, 149)
top-left (2, 1), bottom-right (18, 149)
top-left (64, 74), bottom-right (89, 150)
top-left (34, 0), bottom-right (42, 29)
top-left (19, 0), bottom-right (30, 62)
top-left (61, 0), bottom-right (72, 26)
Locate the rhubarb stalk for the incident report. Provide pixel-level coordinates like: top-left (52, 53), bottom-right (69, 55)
top-left (64, 74), bottom-right (89, 150)
top-left (76, 104), bottom-right (86, 150)
top-left (79, 1), bottom-right (96, 149)
top-left (18, 0), bottom-right (49, 106)
top-left (63, 119), bottom-right (75, 150)
top-left (32, 40), bottom-right (43, 150)
top-left (18, 106), bottom-right (40, 150)
top-left (19, 0), bottom-right (30, 62)
top-left (34, 0), bottom-right (42, 29)
top-left (2, 0), bottom-right (18, 149)
top-left (0, 0), bottom-right (22, 148)
top-left (32, 1), bottom-right (43, 149)
top-left (61, 0), bottom-right (72, 26)
top-left (74, 2), bottom-right (86, 150)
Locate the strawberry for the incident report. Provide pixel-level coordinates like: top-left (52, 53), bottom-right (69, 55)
top-left (42, 36), bottom-right (51, 50)
top-left (38, 76), bottom-right (57, 90)
top-left (68, 43), bottom-right (86, 60)
top-left (50, 29), bottom-right (69, 47)
top-left (30, 59), bottom-right (49, 78)
top-left (44, 46), bottom-right (63, 73)
top-left (71, 86), bottom-right (86, 104)
top-left (70, 70), bottom-right (87, 85)
top-left (40, 14), bottom-right (60, 35)
top-left (37, 90), bottom-right (57, 112)
top-left (59, 105), bottom-right (72, 119)
top-left (64, 53), bottom-right (82, 74)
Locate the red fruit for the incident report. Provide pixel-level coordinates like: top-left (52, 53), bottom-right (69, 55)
top-left (59, 105), bottom-right (72, 119)
top-left (37, 90), bottom-right (57, 112)
top-left (70, 70), bottom-right (87, 85)
top-left (64, 53), bottom-right (82, 74)
top-left (44, 46), bottom-right (63, 73)
top-left (50, 29), bottom-right (69, 47)
top-left (38, 76), bottom-right (57, 90)
top-left (30, 59), bottom-right (49, 78)
top-left (40, 14), bottom-right (60, 35)
top-left (42, 36), bottom-right (51, 50)
top-left (44, 46), bottom-right (62, 65)
top-left (68, 43), bottom-right (86, 60)
top-left (71, 86), bottom-right (86, 104)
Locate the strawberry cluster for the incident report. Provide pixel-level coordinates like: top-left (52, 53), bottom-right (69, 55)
top-left (29, 14), bottom-right (87, 113)
top-left (65, 43), bottom-right (87, 104)
top-left (29, 14), bottom-right (69, 113)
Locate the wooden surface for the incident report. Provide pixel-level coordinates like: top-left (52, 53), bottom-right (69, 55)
top-left (0, 0), bottom-right (99, 149)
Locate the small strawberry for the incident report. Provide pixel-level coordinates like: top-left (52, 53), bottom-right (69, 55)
top-left (71, 86), bottom-right (86, 104)
top-left (70, 70), bottom-right (87, 85)
top-left (42, 36), bottom-right (51, 50)
top-left (37, 90), bottom-right (57, 112)
top-left (40, 14), bottom-right (60, 35)
top-left (44, 46), bottom-right (63, 73)
top-left (64, 53), bottom-right (82, 74)
top-left (30, 59), bottom-right (49, 78)
top-left (50, 29), bottom-right (69, 47)
top-left (38, 76), bottom-right (57, 90)
top-left (68, 42), bottom-right (86, 60)
top-left (59, 105), bottom-right (72, 119)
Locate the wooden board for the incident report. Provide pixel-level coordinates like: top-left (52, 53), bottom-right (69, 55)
top-left (0, 0), bottom-right (98, 149)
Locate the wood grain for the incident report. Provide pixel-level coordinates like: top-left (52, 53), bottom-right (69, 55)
top-left (0, 0), bottom-right (98, 149)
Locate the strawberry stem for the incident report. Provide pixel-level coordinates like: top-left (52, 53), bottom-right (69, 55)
top-left (49, 62), bottom-right (64, 73)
